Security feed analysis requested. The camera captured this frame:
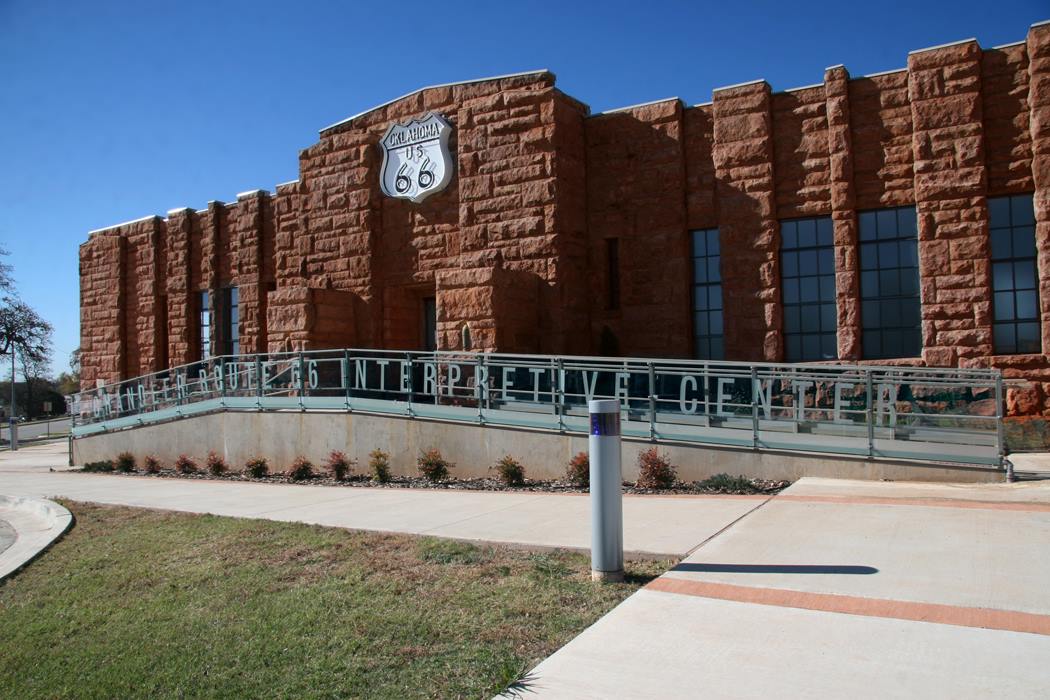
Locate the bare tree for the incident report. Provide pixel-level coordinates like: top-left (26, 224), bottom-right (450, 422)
top-left (0, 246), bottom-right (13, 296)
top-left (18, 335), bottom-right (54, 417)
top-left (0, 300), bottom-right (54, 418)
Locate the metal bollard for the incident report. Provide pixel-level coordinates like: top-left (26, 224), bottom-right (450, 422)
top-left (589, 399), bottom-right (623, 582)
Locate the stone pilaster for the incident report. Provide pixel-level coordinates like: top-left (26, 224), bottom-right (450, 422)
top-left (164, 208), bottom-right (195, 368)
top-left (132, 217), bottom-right (165, 374)
top-left (232, 190), bottom-right (270, 354)
top-left (79, 230), bottom-right (126, 385)
top-left (908, 39), bottom-right (990, 366)
top-left (712, 80), bottom-right (780, 361)
top-left (825, 65), bottom-right (861, 360)
top-left (1027, 21), bottom-right (1050, 355)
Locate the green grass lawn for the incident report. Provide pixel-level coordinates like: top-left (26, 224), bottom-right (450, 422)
top-left (0, 502), bottom-right (667, 699)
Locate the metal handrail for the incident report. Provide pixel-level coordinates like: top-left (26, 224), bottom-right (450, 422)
top-left (67, 347), bottom-right (1006, 469)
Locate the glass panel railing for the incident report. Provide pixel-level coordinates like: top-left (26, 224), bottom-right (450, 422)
top-left (67, 349), bottom-right (1006, 469)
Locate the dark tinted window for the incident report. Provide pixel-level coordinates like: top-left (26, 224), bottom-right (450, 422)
top-left (199, 291), bottom-right (211, 361)
top-left (859, 206), bottom-right (922, 359)
top-left (781, 217), bottom-right (837, 361)
top-left (691, 228), bottom-right (724, 360)
top-left (221, 287), bottom-right (240, 357)
top-left (990, 194), bottom-right (1040, 354)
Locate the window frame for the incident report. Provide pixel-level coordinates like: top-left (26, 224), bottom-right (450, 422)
top-left (989, 194), bottom-right (1040, 355)
top-left (220, 286), bottom-right (240, 357)
top-left (780, 216), bottom-right (838, 362)
top-left (858, 205), bottom-right (922, 360)
top-left (690, 228), bottom-right (724, 360)
top-left (198, 290), bottom-right (211, 361)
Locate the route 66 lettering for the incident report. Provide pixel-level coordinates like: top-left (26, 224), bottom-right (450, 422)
top-left (379, 112), bottom-right (453, 203)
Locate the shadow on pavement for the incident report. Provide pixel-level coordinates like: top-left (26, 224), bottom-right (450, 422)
top-left (672, 563), bottom-right (878, 575)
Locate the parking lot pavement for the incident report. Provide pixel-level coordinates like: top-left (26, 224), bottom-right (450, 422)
top-left (516, 476), bottom-right (1050, 699)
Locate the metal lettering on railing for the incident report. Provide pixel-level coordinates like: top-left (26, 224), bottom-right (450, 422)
top-left (66, 349), bottom-right (1006, 468)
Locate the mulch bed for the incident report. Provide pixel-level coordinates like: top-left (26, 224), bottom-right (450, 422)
top-left (80, 467), bottom-right (791, 496)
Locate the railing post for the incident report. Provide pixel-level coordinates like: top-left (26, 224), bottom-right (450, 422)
top-left (405, 352), bottom-right (414, 418)
top-left (995, 372), bottom-right (1008, 478)
top-left (750, 366), bottom-right (759, 450)
top-left (648, 362), bottom-right (657, 442)
top-left (343, 349), bottom-right (352, 411)
top-left (556, 357), bottom-right (565, 433)
top-left (219, 358), bottom-right (226, 408)
top-left (477, 355), bottom-right (486, 425)
top-left (298, 351), bottom-right (306, 411)
top-left (866, 370), bottom-right (875, 459)
top-left (255, 356), bottom-right (263, 410)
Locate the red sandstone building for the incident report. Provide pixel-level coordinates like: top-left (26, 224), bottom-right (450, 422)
top-left (80, 23), bottom-right (1050, 414)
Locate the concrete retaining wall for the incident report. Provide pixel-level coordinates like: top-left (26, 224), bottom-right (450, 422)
top-left (70, 409), bottom-right (1004, 483)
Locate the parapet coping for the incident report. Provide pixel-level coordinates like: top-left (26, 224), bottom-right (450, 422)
top-left (1033, 19), bottom-right (1050, 28)
top-left (275, 179), bottom-right (299, 188)
top-left (908, 37), bottom-right (978, 55)
top-left (236, 189), bottom-right (271, 199)
top-left (780, 82), bottom-right (824, 94)
top-left (712, 78), bottom-right (768, 93)
top-left (991, 40), bottom-right (1025, 49)
top-left (88, 214), bottom-right (160, 235)
top-left (319, 69), bottom-right (552, 135)
top-left (593, 96), bottom-right (683, 116)
top-left (861, 67), bottom-right (907, 79)
top-left (166, 207), bottom-right (192, 216)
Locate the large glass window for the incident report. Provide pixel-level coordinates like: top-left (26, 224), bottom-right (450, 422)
top-left (859, 206), bottom-right (921, 359)
top-left (990, 194), bottom-right (1040, 354)
top-left (221, 287), bottom-right (240, 357)
top-left (198, 290), bottom-right (211, 361)
top-left (691, 228), bottom-right (723, 360)
top-left (781, 216), bottom-right (837, 361)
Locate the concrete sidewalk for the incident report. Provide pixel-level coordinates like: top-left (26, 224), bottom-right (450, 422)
top-left (0, 442), bottom-right (763, 558)
top-left (0, 495), bottom-right (74, 580)
top-left (515, 476), bottom-right (1050, 698)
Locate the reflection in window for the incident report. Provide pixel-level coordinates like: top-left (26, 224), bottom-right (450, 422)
top-left (199, 290), bottom-right (211, 361)
top-left (781, 217), bottom-right (837, 361)
top-left (691, 228), bottom-right (723, 360)
top-left (221, 287), bottom-right (240, 357)
top-left (859, 206), bottom-right (921, 359)
top-left (990, 194), bottom-right (1040, 354)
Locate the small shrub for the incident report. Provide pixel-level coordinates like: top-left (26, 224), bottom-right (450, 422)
top-left (205, 451), bottom-right (228, 476)
top-left (287, 456), bottom-right (314, 481)
top-left (142, 455), bottom-right (161, 474)
top-left (493, 455), bottom-right (525, 486)
top-left (83, 459), bottom-right (114, 473)
top-left (566, 451), bottom-right (589, 488)
top-left (325, 450), bottom-right (354, 481)
top-left (417, 448), bottom-right (453, 482)
top-left (244, 456), bottom-right (269, 478)
top-left (115, 451), bottom-right (135, 473)
top-left (369, 449), bottom-right (391, 483)
top-left (174, 454), bottom-right (198, 475)
top-left (635, 447), bottom-right (677, 489)
top-left (697, 473), bottom-right (754, 493)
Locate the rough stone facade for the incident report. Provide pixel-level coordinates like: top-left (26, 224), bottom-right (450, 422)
top-left (80, 23), bottom-right (1050, 414)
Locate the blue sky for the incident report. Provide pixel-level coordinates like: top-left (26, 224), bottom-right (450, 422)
top-left (1, 0), bottom-right (1046, 377)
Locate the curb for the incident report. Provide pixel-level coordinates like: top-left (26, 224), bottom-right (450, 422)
top-left (0, 496), bottom-right (74, 582)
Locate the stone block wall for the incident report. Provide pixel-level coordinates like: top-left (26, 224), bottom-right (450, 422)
top-left (79, 23), bottom-right (1050, 416)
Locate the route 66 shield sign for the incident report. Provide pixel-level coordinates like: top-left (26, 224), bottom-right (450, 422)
top-left (379, 112), bottom-right (454, 203)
